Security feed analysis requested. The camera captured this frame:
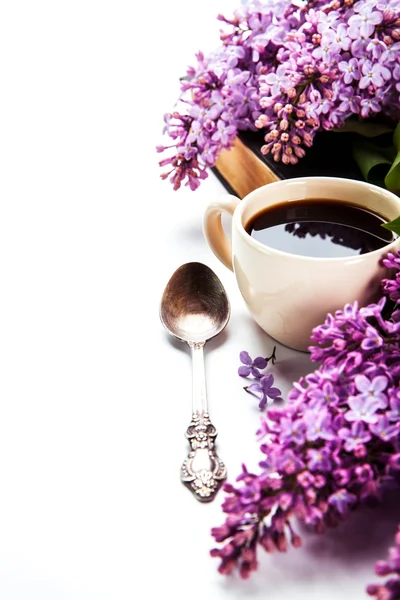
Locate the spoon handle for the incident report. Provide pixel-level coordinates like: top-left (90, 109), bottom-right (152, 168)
top-left (180, 342), bottom-right (227, 502)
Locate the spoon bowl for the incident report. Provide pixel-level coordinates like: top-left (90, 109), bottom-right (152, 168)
top-left (160, 262), bottom-right (230, 344)
top-left (160, 262), bottom-right (230, 502)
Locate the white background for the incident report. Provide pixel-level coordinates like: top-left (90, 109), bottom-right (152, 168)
top-left (0, 2), bottom-right (399, 599)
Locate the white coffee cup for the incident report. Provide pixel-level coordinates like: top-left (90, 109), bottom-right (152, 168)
top-left (203, 177), bottom-right (400, 351)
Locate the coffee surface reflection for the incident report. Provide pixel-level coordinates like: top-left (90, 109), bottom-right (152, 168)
top-left (245, 199), bottom-right (395, 258)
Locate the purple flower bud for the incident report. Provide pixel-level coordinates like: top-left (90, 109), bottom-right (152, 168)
top-left (319, 500), bottom-right (329, 514)
top-left (355, 464), bottom-right (373, 483)
top-left (333, 468), bottom-right (351, 486)
top-left (374, 560), bottom-right (392, 576)
top-left (354, 444), bottom-right (367, 458)
top-left (291, 533), bottom-right (302, 548)
top-left (305, 487), bottom-right (317, 504)
top-left (260, 531), bottom-right (275, 553)
top-left (211, 524), bottom-right (231, 542)
top-left (366, 584), bottom-right (379, 596)
top-left (297, 471), bottom-right (314, 487)
top-left (274, 532), bottom-right (288, 553)
top-left (314, 475), bottom-right (327, 489)
top-left (279, 492), bottom-right (293, 510)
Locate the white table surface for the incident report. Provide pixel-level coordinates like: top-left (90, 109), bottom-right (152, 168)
top-left (0, 2), bottom-right (399, 599)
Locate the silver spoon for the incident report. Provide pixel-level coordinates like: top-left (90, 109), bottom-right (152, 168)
top-left (160, 262), bottom-right (230, 502)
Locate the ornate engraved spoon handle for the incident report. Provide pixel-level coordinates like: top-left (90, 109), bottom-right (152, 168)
top-left (180, 342), bottom-right (227, 502)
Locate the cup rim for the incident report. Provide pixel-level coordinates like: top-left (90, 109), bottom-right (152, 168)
top-left (233, 176), bottom-right (400, 262)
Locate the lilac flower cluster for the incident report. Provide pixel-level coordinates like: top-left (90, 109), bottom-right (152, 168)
top-left (210, 250), bottom-right (400, 593)
top-left (159, 0), bottom-right (400, 191)
top-left (239, 348), bottom-right (282, 409)
top-left (367, 526), bottom-right (400, 599)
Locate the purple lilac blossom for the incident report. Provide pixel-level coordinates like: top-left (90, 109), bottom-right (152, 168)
top-left (238, 351), bottom-right (267, 378)
top-left (159, 0), bottom-right (400, 190)
top-left (245, 373), bottom-right (282, 410)
top-left (238, 347), bottom-right (277, 379)
top-left (339, 421), bottom-right (372, 452)
top-left (211, 250), bottom-right (400, 597)
top-left (345, 395), bottom-right (383, 424)
top-left (239, 347), bottom-right (281, 409)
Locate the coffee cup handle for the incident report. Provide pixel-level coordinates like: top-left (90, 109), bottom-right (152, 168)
top-left (203, 195), bottom-right (240, 272)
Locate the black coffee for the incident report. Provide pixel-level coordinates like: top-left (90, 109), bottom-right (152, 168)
top-left (245, 199), bottom-right (395, 258)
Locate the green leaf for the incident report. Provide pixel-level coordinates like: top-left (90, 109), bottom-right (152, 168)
top-left (382, 215), bottom-right (400, 235)
top-left (385, 123), bottom-right (400, 191)
top-left (352, 141), bottom-right (393, 188)
top-left (333, 119), bottom-right (395, 137)
top-left (394, 121), bottom-right (400, 150)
